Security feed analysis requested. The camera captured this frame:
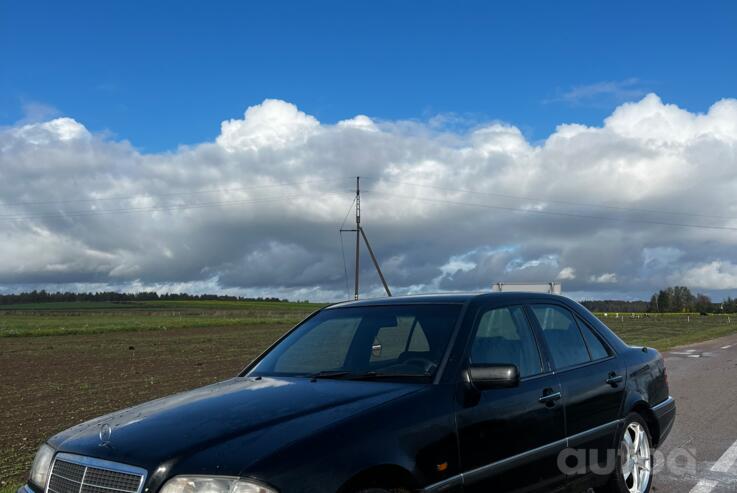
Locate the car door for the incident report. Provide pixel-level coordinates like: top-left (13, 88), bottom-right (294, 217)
top-left (456, 304), bottom-right (567, 493)
top-left (528, 303), bottom-right (626, 483)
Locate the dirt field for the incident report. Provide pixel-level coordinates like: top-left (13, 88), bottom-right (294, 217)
top-left (1, 304), bottom-right (736, 489)
top-left (0, 323), bottom-right (291, 487)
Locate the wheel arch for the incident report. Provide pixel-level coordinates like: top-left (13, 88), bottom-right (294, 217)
top-left (338, 464), bottom-right (418, 493)
top-left (629, 400), bottom-right (661, 447)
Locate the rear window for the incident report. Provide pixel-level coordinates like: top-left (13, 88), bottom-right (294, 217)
top-left (577, 317), bottom-right (611, 360)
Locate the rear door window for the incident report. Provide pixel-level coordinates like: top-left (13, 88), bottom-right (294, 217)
top-left (531, 304), bottom-right (591, 369)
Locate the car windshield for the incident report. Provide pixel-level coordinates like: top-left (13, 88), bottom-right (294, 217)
top-left (248, 304), bottom-right (462, 381)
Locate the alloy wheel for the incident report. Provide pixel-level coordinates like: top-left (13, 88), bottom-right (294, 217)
top-left (620, 421), bottom-right (651, 493)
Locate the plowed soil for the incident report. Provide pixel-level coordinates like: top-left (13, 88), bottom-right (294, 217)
top-left (0, 323), bottom-right (288, 486)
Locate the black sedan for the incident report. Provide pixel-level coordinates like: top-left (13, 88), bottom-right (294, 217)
top-left (21, 292), bottom-right (675, 493)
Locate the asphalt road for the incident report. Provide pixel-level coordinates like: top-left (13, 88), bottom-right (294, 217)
top-left (650, 332), bottom-right (737, 493)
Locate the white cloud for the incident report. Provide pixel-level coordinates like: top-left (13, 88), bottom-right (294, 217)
top-left (673, 261), bottom-right (737, 290)
top-left (337, 115), bottom-right (379, 132)
top-left (604, 93), bottom-right (737, 143)
top-left (10, 117), bottom-right (89, 145)
top-left (471, 123), bottom-right (531, 155)
top-left (1, 94), bottom-right (737, 300)
top-left (557, 267), bottom-right (576, 280)
top-left (216, 99), bottom-right (319, 152)
top-left (590, 273), bottom-right (618, 284)
top-left (439, 257), bottom-right (477, 277)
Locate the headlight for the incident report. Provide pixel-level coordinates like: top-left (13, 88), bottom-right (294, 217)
top-left (29, 444), bottom-right (55, 487)
top-left (160, 477), bottom-right (276, 493)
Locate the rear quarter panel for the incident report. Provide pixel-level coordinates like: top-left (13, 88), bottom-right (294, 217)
top-left (622, 347), bottom-right (669, 409)
top-left (619, 346), bottom-right (672, 447)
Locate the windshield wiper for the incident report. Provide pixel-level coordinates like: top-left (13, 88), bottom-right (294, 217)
top-left (307, 370), bottom-right (353, 382)
top-left (346, 371), bottom-right (433, 381)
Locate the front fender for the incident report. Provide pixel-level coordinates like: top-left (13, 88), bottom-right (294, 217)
top-left (248, 385), bottom-right (459, 493)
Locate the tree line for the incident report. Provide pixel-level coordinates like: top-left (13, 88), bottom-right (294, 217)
top-left (3, 287), bottom-right (737, 312)
top-left (582, 286), bottom-right (737, 314)
top-left (0, 290), bottom-right (288, 305)
top-left (580, 300), bottom-right (650, 313)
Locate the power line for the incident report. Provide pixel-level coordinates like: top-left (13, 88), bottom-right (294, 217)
top-left (0, 177), bottom-right (349, 209)
top-left (365, 190), bottom-right (737, 233)
top-left (0, 192), bottom-right (347, 222)
top-left (339, 196), bottom-right (357, 231)
top-left (5, 175), bottom-right (734, 234)
top-left (366, 177), bottom-right (736, 222)
top-left (338, 231), bottom-right (351, 298)
top-left (338, 197), bottom-right (357, 298)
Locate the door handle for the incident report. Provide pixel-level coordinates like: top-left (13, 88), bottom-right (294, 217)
top-left (539, 390), bottom-right (562, 405)
top-left (606, 373), bottom-right (624, 386)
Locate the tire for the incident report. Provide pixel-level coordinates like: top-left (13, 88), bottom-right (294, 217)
top-left (600, 413), bottom-right (654, 493)
top-left (354, 490), bottom-right (410, 493)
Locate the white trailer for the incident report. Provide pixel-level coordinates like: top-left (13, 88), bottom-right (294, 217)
top-left (491, 282), bottom-right (562, 295)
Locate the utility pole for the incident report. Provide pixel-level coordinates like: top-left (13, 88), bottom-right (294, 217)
top-left (340, 176), bottom-right (392, 300)
top-left (354, 177), bottom-right (361, 300)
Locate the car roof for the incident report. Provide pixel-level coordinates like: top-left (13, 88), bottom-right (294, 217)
top-left (325, 291), bottom-right (574, 309)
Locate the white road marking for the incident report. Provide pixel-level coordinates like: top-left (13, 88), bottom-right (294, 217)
top-left (688, 355), bottom-right (702, 358)
top-left (673, 351), bottom-right (696, 355)
top-left (690, 480), bottom-right (719, 493)
top-left (712, 440), bottom-right (737, 473)
top-left (689, 439), bottom-right (737, 492)
top-left (721, 345), bottom-right (732, 350)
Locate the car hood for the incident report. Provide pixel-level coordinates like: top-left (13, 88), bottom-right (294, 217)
top-left (50, 376), bottom-right (421, 471)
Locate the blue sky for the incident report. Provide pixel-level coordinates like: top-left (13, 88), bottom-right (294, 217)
top-left (2, 0), bottom-right (736, 152)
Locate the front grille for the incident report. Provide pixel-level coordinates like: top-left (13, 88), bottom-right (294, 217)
top-left (47, 455), bottom-right (145, 493)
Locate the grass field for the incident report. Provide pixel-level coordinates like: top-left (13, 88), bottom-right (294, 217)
top-left (1, 301), bottom-right (736, 489)
top-left (0, 300), bottom-right (324, 337)
top-left (593, 312), bottom-right (737, 349)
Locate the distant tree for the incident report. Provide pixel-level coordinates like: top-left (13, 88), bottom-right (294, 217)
top-left (0, 291), bottom-right (291, 305)
top-left (725, 297), bottom-right (737, 313)
top-left (645, 286), bottom-right (717, 313)
top-left (694, 294), bottom-right (713, 314)
top-left (580, 300), bottom-right (649, 313)
top-left (656, 289), bottom-right (671, 313)
top-left (647, 294), bottom-right (659, 313)
top-left (668, 286), bottom-right (695, 312)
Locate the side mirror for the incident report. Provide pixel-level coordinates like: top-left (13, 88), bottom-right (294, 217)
top-left (467, 364), bottom-right (520, 390)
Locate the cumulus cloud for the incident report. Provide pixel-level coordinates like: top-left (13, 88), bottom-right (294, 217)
top-left (216, 99), bottom-right (319, 151)
top-left (673, 261), bottom-right (737, 290)
top-left (1, 95), bottom-right (737, 301)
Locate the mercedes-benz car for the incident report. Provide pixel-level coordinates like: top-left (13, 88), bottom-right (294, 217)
top-left (21, 293), bottom-right (675, 493)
